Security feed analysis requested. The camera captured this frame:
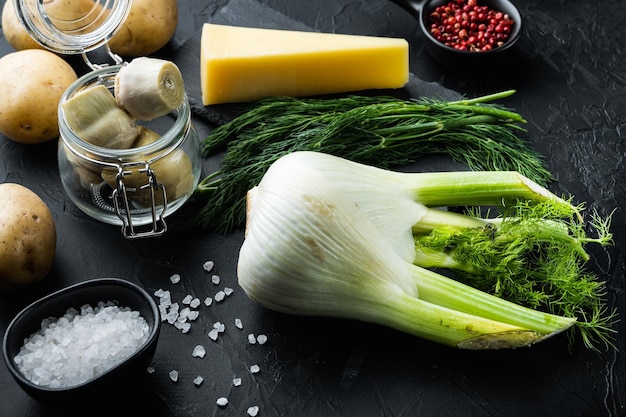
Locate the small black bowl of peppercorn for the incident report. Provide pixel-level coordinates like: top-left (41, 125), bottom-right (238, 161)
top-left (391, 0), bottom-right (522, 67)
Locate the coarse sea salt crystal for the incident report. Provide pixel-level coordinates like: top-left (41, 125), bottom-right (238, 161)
top-left (203, 260), bottom-right (214, 272)
top-left (190, 297), bottom-right (201, 308)
top-left (159, 289), bottom-right (172, 302)
top-left (216, 397), bottom-right (229, 407)
top-left (235, 318), bottom-right (243, 329)
top-left (192, 345), bottom-right (206, 358)
top-left (247, 405), bottom-right (260, 416)
top-left (257, 334), bottom-right (268, 345)
top-left (249, 364), bottom-right (260, 374)
top-left (248, 334), bottom-right (256, 344)
top-left (13, 303), bottom-right (150, 388)
top-left (208, 328), bottom-right (219, 341)
top-left (179, 307), bottom-right (191, 321)
top-left (169, 370), bottom-right (179, 382)
top-left (164, 302), bottom-right (180, 324)
top-left (193, 375), bottom-right (204, 386)
top-left (214, 291), bottom-right (225, 302)
top-left (204, 296), bottom-right (213, 306)
top-left (224, 287), bottom-right (234, 296)
top-left (182, 294), bottom-right (193, 305)
top-left (211, 274), bottom-right (220, 285)
top-left (174, 321), bottom-right (191, 333)
top-left (233, 377), bottom-right (242, 386)
top-left (170, 274), bottom-right (181, 284)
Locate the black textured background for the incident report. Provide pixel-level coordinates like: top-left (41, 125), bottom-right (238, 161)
top-left (0, 1), bottom-right (624, 416)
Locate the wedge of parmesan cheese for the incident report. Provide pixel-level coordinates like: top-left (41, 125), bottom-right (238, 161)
top-left (200, 24), bottom-right (409, 105)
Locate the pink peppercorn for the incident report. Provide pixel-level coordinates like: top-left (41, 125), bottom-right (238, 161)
top-left (429, 0), bottom-right (515, 52)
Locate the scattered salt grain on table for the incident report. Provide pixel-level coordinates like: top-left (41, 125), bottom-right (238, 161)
top-left (208, 321), bottom-right (225, 341)
top-left (169, 370), bottom-right (179, 382)
top-left (169, 274), bottom-right (181, 284)
top-left (155, 289), bottom-right (173, 319)
top-left (12, 302), bottom-right (150, 388)
top-left (164, 302), bottom-right (180, 324)
top-left (156, 262), bottom-right (272, 407)
top-left (203, 260), bottom-right (214, 272)
top-left (189, 297), bottom-right (201, 308)
top-left (208, 328), bottom-right (219, 341)
top-left (192, 345), bottom-right (206, 358)
top-left (179, 307), bottom-right (191, 321)
top-left (174, 321), bottom-right (191, 333)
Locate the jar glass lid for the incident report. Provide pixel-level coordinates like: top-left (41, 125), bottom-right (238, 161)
top-left (14, 0), bottom-right (131, 56)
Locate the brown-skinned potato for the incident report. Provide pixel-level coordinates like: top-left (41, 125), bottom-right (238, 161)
top-left (0, 183), bottom-right (56, 290)
top-left (1, 0), bottom-right (43, 51)
top-left (0, 49), bottom-right (78, 144)
top-left (109, 0), bottom-right (178, 57)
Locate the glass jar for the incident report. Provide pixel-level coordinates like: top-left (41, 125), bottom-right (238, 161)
top-left (14, 0), bottom-right (202, 238)
top-left (57, 66), bottom-right (201, 238)
top-left (14, 0), bottom-right (131, 58)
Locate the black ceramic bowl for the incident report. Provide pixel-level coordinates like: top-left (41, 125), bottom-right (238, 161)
top-left (2, 278), bottom-right (160, 404)
top-left (392, 0), bottom-right (523, 67)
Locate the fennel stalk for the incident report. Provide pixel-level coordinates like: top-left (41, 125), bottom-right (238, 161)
top-left (188, 90), bottom-right (551, 234)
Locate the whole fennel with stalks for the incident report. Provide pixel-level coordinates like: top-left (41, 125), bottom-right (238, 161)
top-left (237, 152), bottom-right (615, 350)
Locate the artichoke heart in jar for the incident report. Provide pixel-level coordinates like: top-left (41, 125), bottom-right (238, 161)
top-left (57, 65), bottom-right (201, 238)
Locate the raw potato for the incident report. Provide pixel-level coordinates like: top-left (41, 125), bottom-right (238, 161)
top-left (1, 0), bottom-right (44, 51)
top-left (0, 183), bottom-right (56, 289)
top-left (109, 0), bottom-right (178, 56)
top-left (0, 49), bottom-right (78, 144)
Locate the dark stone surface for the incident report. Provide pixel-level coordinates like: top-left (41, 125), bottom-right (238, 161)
top-left (0, 1), bottom-right (624, 416)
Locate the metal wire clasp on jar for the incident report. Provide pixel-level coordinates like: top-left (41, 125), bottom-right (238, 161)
top-left (57, 66), bottom-right (201, 238)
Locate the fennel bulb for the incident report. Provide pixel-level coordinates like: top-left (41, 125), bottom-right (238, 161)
top-left (237, 152), bottom-right (587, 350)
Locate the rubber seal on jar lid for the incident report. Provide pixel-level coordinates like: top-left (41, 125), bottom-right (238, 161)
top-left (13, 0), bottom-right (132, 68)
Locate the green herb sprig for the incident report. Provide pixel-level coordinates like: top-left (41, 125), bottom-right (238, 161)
top-left (413, 200), bottom-right (617, 351)
top-left (188, 90), bottom-right (552, 233)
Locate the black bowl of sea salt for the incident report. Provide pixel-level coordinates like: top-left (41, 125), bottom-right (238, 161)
top-left (2, 278), bottom-right (161, 405)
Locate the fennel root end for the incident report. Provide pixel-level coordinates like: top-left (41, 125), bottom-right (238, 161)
top-left (458, 330), bottom-right (546, 349)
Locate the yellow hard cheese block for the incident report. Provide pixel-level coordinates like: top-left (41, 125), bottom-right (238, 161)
top-left (200, 24), bottom-right (409, 105)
